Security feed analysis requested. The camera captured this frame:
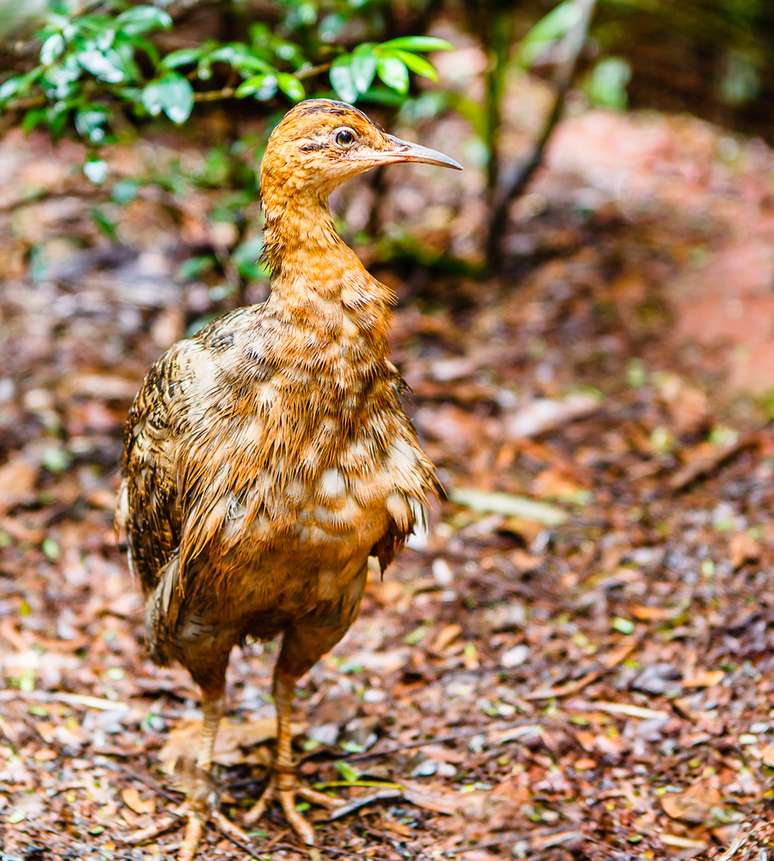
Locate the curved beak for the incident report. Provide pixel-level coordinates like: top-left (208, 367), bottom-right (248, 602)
top-left (370, 134), bottom-right (463, 171)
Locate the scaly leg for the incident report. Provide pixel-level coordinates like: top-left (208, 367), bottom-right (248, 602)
top-left (244, 669), bottom-right (341, 844)
top-left (177, 687), bottom-right (225, 861)
top-left (243, 576), bottom-right (369, 845)
top-left (127, 653), bottom-right (253, 859)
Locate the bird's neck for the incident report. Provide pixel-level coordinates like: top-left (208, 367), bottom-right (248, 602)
top-left (261, 190), bottom-right (395, 349)
top-left (262, 188), bottom-right (340, 275)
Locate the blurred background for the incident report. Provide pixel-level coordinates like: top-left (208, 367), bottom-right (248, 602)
top-left (0, 1), bottom-right (772, 859)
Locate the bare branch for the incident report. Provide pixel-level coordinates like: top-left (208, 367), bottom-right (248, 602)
top-left (486, 0), bottom-right (598, 269)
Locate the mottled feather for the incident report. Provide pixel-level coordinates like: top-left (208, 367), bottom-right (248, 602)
top-left (118, 101), bottom-right (441, 669)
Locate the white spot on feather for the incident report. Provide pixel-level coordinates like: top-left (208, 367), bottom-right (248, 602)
top-left (407, 497), bottom-right (429, 549)
top-left (388, 438), bottom-right (417, 475)
top-left (386, 492), bottom-right (412, 531)
top-left (318, 468), bottom-right (345, 500)
top-left (255, 382), bottom-right (276, 411)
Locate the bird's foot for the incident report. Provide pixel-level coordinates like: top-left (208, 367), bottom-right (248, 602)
top-left (244, 767), bottom-right (343, 845)
top-left (125, 770), bottom-right (254, 861)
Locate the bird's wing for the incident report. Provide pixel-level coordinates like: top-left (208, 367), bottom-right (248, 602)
top-left (118, 337), bottom-right (194, 596)
top-left (118, 306), bottom-right (271, 597)
top-left (369, 369), bottom-right (444, 574)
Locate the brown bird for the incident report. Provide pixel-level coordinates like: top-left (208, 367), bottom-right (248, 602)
top-left (117, 98), bottom-right (461, 859)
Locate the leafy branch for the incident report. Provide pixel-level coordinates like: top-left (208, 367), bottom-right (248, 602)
top-left (0, 2), bottom-right (452, 154)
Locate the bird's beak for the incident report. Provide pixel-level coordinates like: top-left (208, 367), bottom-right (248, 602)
top-left (368, 134), bottom-right (463, 171)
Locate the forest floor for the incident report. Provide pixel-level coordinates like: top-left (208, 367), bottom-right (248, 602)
top-left (0, 103), bottom-right (772, 861)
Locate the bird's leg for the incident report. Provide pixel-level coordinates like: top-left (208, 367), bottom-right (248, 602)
top-left (244, 669), bottom-right (341, 843)
top-left (125, 684), bottom-right (225, 855)
top-left (245, 621), bottom-right (354, 845)
top-left (127, 651), bottom-right (253, 859)
top-left (177, 685), bottom-right (224, 861)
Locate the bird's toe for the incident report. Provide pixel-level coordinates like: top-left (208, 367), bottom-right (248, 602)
top-left (244, 769), bottom-right (341, 844)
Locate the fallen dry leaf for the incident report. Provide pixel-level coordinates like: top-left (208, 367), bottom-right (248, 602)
top-left (630, 604), bottom-right (680, 622)
top-left (683, 669), bottom-right (725, 688)
top-left (0, 457), bottom-right (37, 514)
top-left (729, 531), bottom-right (761, 569)
top-left (431, 623), bottom-right (462, 653)
top-left (504, 393), bottom-right (600, 439)
top-left (401, 780), bottom-right (487, 816)
top-left (661, 780), bottom-right (722, 824)
top-left (660, 834), bottom-right (708, 850)
top-left (120, 787), bottom-right (155, 815)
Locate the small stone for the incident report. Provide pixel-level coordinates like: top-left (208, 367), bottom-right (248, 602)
top-left (431, 557), bottom-right (454, 586)
top-left (308, 722), bottom-right (339, 746)
top-left (411, 759), bottom-right (438, 777)
top-left (501, 644), bottom-right (529, 668)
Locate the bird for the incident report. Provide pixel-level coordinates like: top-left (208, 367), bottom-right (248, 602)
top-left (116, 98), bottom-right (462, 859)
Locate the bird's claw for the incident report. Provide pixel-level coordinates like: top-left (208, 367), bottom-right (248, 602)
top-left (125, 801), bottom-right (254, 861)
top-left (244, 769), bottom-right (343, 846)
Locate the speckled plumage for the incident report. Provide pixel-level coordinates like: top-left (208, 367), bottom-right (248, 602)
top-left (116, 100), bottom-right (458, 856)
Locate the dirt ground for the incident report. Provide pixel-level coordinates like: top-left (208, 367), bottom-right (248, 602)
top-left (0, 105), bottom-right (772, 860)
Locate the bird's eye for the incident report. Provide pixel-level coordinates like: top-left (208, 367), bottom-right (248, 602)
top-left (334, 127), bottom-right (356, 148)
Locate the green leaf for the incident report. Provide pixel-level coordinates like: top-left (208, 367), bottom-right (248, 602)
top-left (404, 624), bottom-right (429, 645)
top-left (75, 107), bottom-right (109, 144)
top-left (91, 206), bottom-right (118, 240)
top-left (127, 35), bottom-right (160, 69)
top-left (517, 0), bottom-right (580, 68)
top-left (351, 43), bottom-right (376, 93)
top-left (42, 447), bottom-right (71, 473)
top-left (115, 5), bottom-right (172, 36)
top-left (231, 235), bottom-right (267, 280)
top-left (176, 255), bottom-right (215, 282)
top-left (142, 73), bottom-right (194, 124)
top-left (329, 55), bottom-right (357, 103)
top-left (376, 55), bottom-right (409, 94)
top-left (111, 179), bottom-right (141, 204)
top-left (611, 617), bottom-right (635, 635)
top-left (41, 537), bottom-right (60, 561)
top-left (161, 48), bottom-right (203, 69)
top-left (10, 67), bottom-right (43, 99)
top-left (46, 102), bottom-right (71, 138)
top-left (235, 73), bottom-right (278, 101)
top-left (41, 57), bottom-right (82, 98)
top-left (22, 108), bottom-right (47, 133)
top-left (76, 47), bottom-right (126, 83)
top-left (392, 50), bottom-right (438, 81)
top-left (584, 57), bottom-right (631, 110)
top-left (83, 157), bottom-right (108, 184)
top-left (334, 761), bottom-right (361, 783)
top-left (40, 32), bottom-right (66, 65)
top-left (277, 73), bottom-right (304, 102)
top-left (0, 76), bottom-right (22, 103)
top-left (380, 36), bottom-right (452, 53)
top-left (208, 44), bottom-right (273, 74)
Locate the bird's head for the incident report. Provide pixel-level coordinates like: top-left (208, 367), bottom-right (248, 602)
top-left (261, 98), bottom-right (462, 202)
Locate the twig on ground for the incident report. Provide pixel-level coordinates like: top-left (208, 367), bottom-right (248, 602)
top-left (117, 765), bottom-right (184, 805)
top-left (124, 811), bottom-right (183, 845)
top-left (669, 431), bottom-right (762, 491)
top-left (572, 700), bottom-right (669, 721)
top-left (0, 689), bottom-right (129, 711)
top-left (327, 788), bottom-right (402, 820)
